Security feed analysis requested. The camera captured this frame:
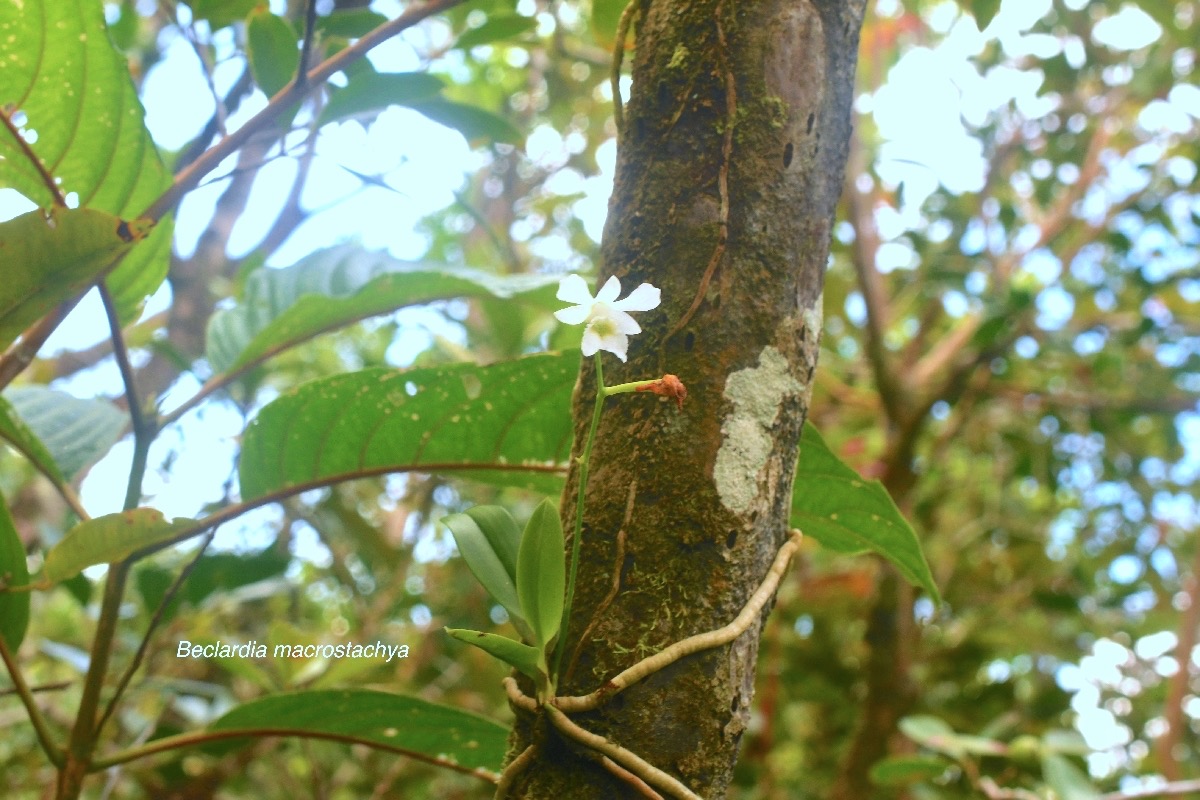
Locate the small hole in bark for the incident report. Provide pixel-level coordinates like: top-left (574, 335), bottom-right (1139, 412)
top-left (806, 112), bottom-right (815, 133)
top-left (726, 530), bottom-right (737, 549)
top-left (782, 142), bottom-right (793, 168)
top-left (635, 117), bottom-right (646, 140)
top-left (731, 695), bottom-right (740, 713)
top-left (684, 331), bottom-right (695, 351)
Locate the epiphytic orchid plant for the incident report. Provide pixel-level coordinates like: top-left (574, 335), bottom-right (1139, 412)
top-left (443, 275), bottom-right (685, 701)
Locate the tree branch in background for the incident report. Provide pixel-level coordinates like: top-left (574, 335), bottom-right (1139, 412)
top-left (1157, 540), bottom-right (1200, 780)
top-left (144, 0), bottom-right (470, 223)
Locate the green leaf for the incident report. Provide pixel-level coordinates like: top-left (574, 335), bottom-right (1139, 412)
top-left (442, 509), bottom-right (527, 633)
top-left (0, 209), bottom-right (153, 351)
top-left (868, 755), bottom-right (949, 786)
top-left (455, 13), bottom-right (537, 49)
top-left (464, 505), bottom-right (521, 581)
top-left (205, 244), bottom-right (560, 375)
top-left (591, 0), bottom-right (626, 48)
top-left (0, 394), bottom-right (66, 484)
top-left (407, 98), bottom-right (522, 144)
top-left (238, 353), bottom-right (577, 500)
top-left (190, 0), bottom-right (258, 29)
top-left (4, 387), bottom-right (126, 480)
top-left (971, 0), bottom-right (1001, 30)
top-left (42, 509), bottom-right (194, 584)
top-left (135, 548), bottom-right (290, 621)
top-left (0, 0), bottom-right (173, 323)
top-left (315, 9), bottom-right (389, 39)
top-left (791, 423), bottom-right (940, 603)
top-left (0, 494), bottom-right (30, 649)
top-left (246, 9), bottom-right (300, 97)
top-left (516, 498), bottom-right (564, 652)
top-left (445, 628), bottom-right (544, 684)
top-left (319, 73), bottom-right (446, 126)
top-left (1041, 753), bottom-right (1101, 800)
top-left (899, 715), bottom-right (1006, 760)
top-left (204, 689), bottom-right (507, 774)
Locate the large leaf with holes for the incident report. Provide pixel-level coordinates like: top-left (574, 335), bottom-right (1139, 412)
top-left (0, 209), bottom-right (153, 350)
top-left (790, 423), bottom-right (939, 603)
top-left (42, 509), bottom-right (194, 583)
top-left (0, 0), bottom-right (173, 322)
top-left (238, 353), bottom-right (577, 500)
top-left (202, 689), bottom-right (507, 775)
top-left (206, 245), bottom-right (561, 375)
top-left (4, 386), bottom-right (126, 480)
top-left (0, 494), bottom-right (30, 649)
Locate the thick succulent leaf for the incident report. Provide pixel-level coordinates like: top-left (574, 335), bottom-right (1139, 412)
top-left (791, 424), bottom-right (940, 603)
top-left (0, 0), bottom-right (173, 322)
top-left (442, 509), bottom-right (527, 633)
top-left (238, 353), bottom-right (577, 500)
top-left (203, 689), bottom-right (507, 775)
top-left (42, 509), bottom-right (194, 584)
top-left (205, 245), bottom-right (560, 375)
top-left (463, 505), bottom-right (521, 581)
top-left (0, 494), bottom-right (30, 649)
top-left (0, 209), bottom-right (152, 350)
top-left (869, 755), bottom-right (949, 787)
top-left (516, 498), bottom-right (564, 653)
top-left (4, 387), bottom-right (126, 480)
top-left (445, 628), bottom-right (544, 684)
top-left (0, 394), bottom-right (65, 484)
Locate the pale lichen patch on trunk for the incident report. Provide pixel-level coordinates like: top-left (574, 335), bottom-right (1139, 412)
top-left (713, 346), bottom-right (802, 516)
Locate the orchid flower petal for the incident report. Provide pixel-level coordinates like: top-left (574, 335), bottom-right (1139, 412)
top-left (595, 275), bottom-right (622, 304)
top-left (612, 283), bottom-right (661, 312)
top-left (556, 274), bottom-right (595, 305)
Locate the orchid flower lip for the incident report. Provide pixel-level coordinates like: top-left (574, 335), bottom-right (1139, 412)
top-left (554, 275), bottom-right (661, 362)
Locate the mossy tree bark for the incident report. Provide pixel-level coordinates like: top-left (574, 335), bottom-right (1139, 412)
top-left (507, 1), bottom-right (866, 796)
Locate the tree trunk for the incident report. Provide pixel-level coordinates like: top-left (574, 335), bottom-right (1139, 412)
top-left (508, 1), bottom-right (865, 796)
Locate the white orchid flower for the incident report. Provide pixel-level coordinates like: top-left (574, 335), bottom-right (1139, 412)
top-left (554, 274), bottom-right (661, 362)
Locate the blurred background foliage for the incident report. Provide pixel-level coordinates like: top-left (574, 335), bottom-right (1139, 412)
top-left (1, 0), bottom-right (1198, 798)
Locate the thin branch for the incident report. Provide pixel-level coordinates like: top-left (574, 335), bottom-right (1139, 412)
top-left (156, 0), bottom-right (228, 136)
top-left (143, 0), bottom-right (469, 223)
top-left (0, 633), bottom-right (63, 766)
top-left (297, 0), bottom-right (321, 89)
top-left (1157, 539), bottom-right (1200, 780)
top-left (91, 727), bottom-right (499, 782)
top-left (0, 679), bottom-right (72, 698)
top-left (93, 531), bottom-right (216, 739)
top-left (59, 560), bottom-right (132, 798)
top-left (0, 294), bottom-right (87, 393)
top-left (98, 286), bottom-right (155, 512)
top-left (556, 530), bottom-right (803, 713)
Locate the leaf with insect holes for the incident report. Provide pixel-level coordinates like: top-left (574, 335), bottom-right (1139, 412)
top-left (445, 628), bottom-right (545, 685)
top-left (238, 354), bottom-right (578, 499)
top-left (0, 209), bottom-right (153, 351)
top-left (0, 0), bottom-right (172, 323)
top-left (203, 689), bottom-right (508, 775)
top-left (516, 499), bottom-right (565, 654)
top-left (42, 509), bottom-right (194, 584)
